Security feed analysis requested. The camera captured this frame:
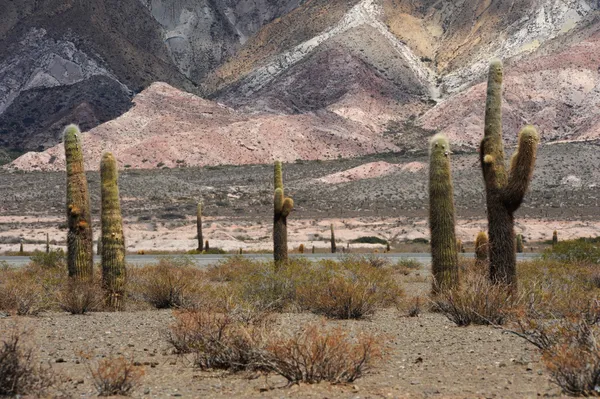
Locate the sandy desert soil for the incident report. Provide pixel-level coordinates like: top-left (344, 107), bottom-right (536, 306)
top-left (0, 269), bottom-right (561, 399)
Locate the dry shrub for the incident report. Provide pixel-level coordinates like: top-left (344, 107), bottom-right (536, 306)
top-left (57, 279), bottom-right (103, 314)
top-left (229, 259), bottom-right (314, 312)
top-left (260, 323), bottom-right (383, 384)
top-left (167, 305), bottom-right (271, 371)
top-left (168, 308), bottom-right (383, 384)
top-left (130, 257), bottom-right (206, 308)
top-left (519, 260), bottom-right (600, 318)
top-left (433, 269), bottom-right (519, 326)
top-left (508, 302), bottom-right (600, 396)
top-left (297, 259), bottom-right (403, 319)
top-left (205, 256), bottom-right (263, 282)
top-left (0, 264), bottom-right (63, 315)
top-left (0, 331), bottom-right (51, 396)
top-left (88, 355), bottom-right (144, 396)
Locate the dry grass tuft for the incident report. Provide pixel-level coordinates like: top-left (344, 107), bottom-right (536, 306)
top-left (57, 279), bottom-right (103, 315)
top-left (87, 355), bottom-right (145, 396)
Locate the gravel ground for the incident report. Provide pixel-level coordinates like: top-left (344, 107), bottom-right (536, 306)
top-left (0, 283), bottom-right (562, 398)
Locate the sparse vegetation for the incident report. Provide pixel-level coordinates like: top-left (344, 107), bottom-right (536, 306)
top-left (87, 355), bottom-right (144, 396)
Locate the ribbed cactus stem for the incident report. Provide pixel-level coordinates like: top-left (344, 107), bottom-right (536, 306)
top-left (480, 60), bottom-right (539, 287)
top-left (516, 234), bottom-right (524, 253)
top-left (330, 224), bottom-right (336, 254)
top-left (64, 124), bottom-right (93, 280)
top-left (273, 161), bottom-right (293, 265)
top-left (429, 133), bottom-right (459, 293)
top-left (475, 231), bottom-right (489, 264)
top-left (100, 152), bottom-right (126, 310)
top-left (196, 202), bottom-right (203, 252)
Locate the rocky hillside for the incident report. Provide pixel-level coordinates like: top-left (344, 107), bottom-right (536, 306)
top-left (3, 0), bottom-right (600, 169)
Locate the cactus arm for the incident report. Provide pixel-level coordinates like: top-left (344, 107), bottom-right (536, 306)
top-left (503, 126), bottom-right (539, 211)
top-left (281, 197), bottom-right (294, 217)
top-left (481, 59), bottom-right (508, 189)
top-left (274, 161), bottom-right (283, 190)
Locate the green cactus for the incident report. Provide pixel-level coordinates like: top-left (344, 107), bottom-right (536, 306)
top-left (456, 239), bottom-right (464, 253)
top-left (480, 60), bottom-right (539, 287)
top-left (64, 124), bottom-right (93, 280)
top-left (429, 134), bottom-right (459, 292)
top-left (552, 230), bottom-right (558, 246)
top-left (475, 231), bottom-right (489, 264)
top-left (19, 241), bottom-right (23, 254)
top-left (205, 240), bottom-right (209, 252)
top-left (330, 224), bottom-right (337, 254)
top-left (46, 233), bottom-right (50, 253)
top-left (100, 152), bottom-right (126, 310)
top-left (273, 161), bottom-right (293, 265)
top-left (516, 234), bottom-right (524, 253)
top-left (312, 245), bottom-right (315, 254)
top-left (196, 202), bottom-right (203, 252)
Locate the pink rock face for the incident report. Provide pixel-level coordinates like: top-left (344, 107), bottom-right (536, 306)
top-left (420, 34), bottom-right (600, 147)
top-left (9, 83), bottom-right (400, 171)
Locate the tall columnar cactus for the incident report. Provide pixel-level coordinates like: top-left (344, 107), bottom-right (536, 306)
top-left (65, 124), bottom-right (93, 280)
top-left (475, 231), bottom-right (489, 264)
top-left (480, 60), bottom-right (539, 287)
top-left (552, 230), bottom-right (558, 246)
top-left (330, 224), bottom-right (337, 254)
top-left (429, 134), bottom-right (459, 292)
top-left (516, 234), bottom-right (524, 253)
top-left (273, 161), bottom-right (293, 264)
top-left (205, 240), bottom-right (209, 252)
top-left (196, 202), bottom-right (203, 252)
top-left (100, 152), bottom-right (126, 310)
top-left (46, 233), bottom-right (50, 253)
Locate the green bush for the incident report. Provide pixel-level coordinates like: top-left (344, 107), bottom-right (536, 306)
top-left (29, 249), bottom-right (66, 269)
top-left (350, 236), bottom-right (388, 245)
top-left (543, 238), bottom-right (600, 264)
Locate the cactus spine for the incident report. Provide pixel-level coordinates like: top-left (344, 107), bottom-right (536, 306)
top-left (516, 234), bottom-right (524, 253)
top-left (475, 231), bottom-right (489, 264)
top-left (552, 230), bottom-right (558, 246)
top-left (100, 152), bottom-right (126, 310)
top-left (429, 134), bottom-right (459, 292)
top-left (480, 60), bottom-right (539, 287)
top-left (196, 202), bottom-right (203, 252)
top-left (65, 124), bottom-right (93, 280)
top-left (273, 161), bottom-right (293, 264)
top-left (330, 224), bottom-right (337, 254)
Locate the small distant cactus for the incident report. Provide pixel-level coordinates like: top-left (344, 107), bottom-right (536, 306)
top-left (298, 244), bottom-right (305, 254)
top-left (480, 60), bottom-right (539, 287)
top-left (273, 161), bottom-right (293, 265)
top-left (516, 234), bottom-right (524, 253)
top-left (64, 124), bottom-right (93, 280)
top-left (46, 233), bottom-right (50, 253)
top-left (429, 133), bottom-right (459, 293)
top-left (456, 239), bottom-right (464, 253)
top-left (19, 241), bottom-right (23, 254)
top-left (196, 202), bottom-right (203, 252)
top-left (205, 240), bottom-right (209, 252)
top-left (552, 230), bottom-right (558, 246)
top-left (312, 245), bottom-right (315, 254)
top-left (100, 152), bottom-right (126, 310)
top-left (386, 242), bottom-right (391, 253)
top-left (330, 224), bottom-right (336, 254)
top-left (475, 232), bottom-right (489, 264)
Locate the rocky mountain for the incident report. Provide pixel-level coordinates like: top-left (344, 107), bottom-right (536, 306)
top-left (3, 0), bottom-right (600, 170)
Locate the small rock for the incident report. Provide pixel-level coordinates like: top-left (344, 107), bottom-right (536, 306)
top-left (55, 358), bottom-right (65, 363)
